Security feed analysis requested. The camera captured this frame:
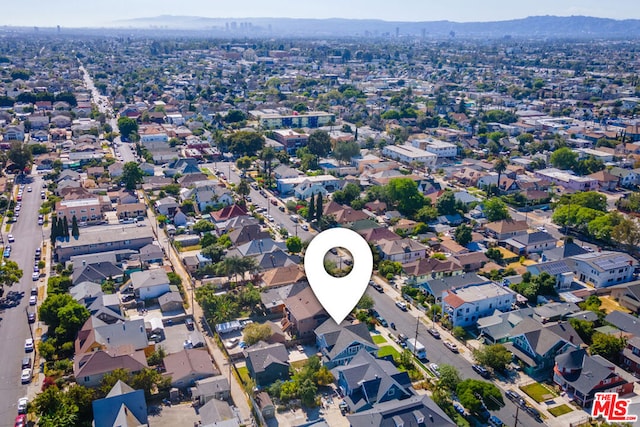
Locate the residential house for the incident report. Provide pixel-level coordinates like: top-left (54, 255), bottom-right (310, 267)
top-left (210, 204), bottom-right (248, 223)
top-left (604, 311), bottom-right (640, 336)
top-left (75, 317), bottom-right (149, 356)
top-left (535, 168), bottom-right (598, 192)
top-left (588, 170), bottom-right (619, 191)
top-left (70, 281), bottom-right (103, 307)
top-left (108, 163), bottom-right (124, 178)
top-left (359, 227), bottom-right (402, 244)
top-left (276, 174), bottom-right (339, 197)
top-left (404, 257), bottom-right (464, 286)
top-left (255, 248), bottom-right (300, 271)
top-left (505, 318), bottom-right (583, 379)
top-left (420, 273), bottom-right (492, 300)
top-left (56, 197), bottom-right (104, 224)
top-left (155, 196), bottom-right (179, 216)
top-left (130, 269), bottom-right (171, 300)
top-left (376, 238), bottom-right (427, 264)
top-left (554, 348), bottom-right (633, 408)
top-left (478, 307), bottom-right (536, 344)
top-left (541, 242), bottom-right (588, 262)
top-left (3, 124), bottom-right (25, 141)
top-left (261, 265), bottom-right (306, 288)
top-left (568, 251), bottom-right (636, 288)
top-left (92, 381), bottom-right (148, 427)
top-left (74, 350), bottom-right (148, 387)
top-left (485, 219), bottom-right (529, 241)
top-left (255, 392), bottom-right (276, 420)
top-left (382, 143), bottom-right (437, 167)
top-left (609, 281), bottom-right (640, 313)
top-left (443, 282), bottom-right (517, 328)
top-left (282, 285), bottom-right (329, 338)
top-left (315, 319), bottom-right (378, 368)
top-left (193, 375), bottom-right (231, 404)
top-left (527, 260), bottom-right (574, 290)
top-left (227, 238), bottom-right (287, 259)
top-left (332, 350), bottom-right (412, 413)
top-left (165, 158), bottom-right (201, 176)
top-left (163, 349), bottom-right (218, 388)
top-left (228, 224), bottom-right (270, 246)
top-left (621, 336), bottom-right (640, 376)
top-left (452, 252), bottom-right (490, 272)
top-left (116, 203), bottom-right (146, 220)
top-left (54, 225), bottom-right (154, 263)
top-left (159, 291), bottom-right (184, 313)
top-left (245, 341), bottom-right (290, 386)
top-left (72, 260), bottom-right (124, 286)
top-left (609, 167), bottom-right (638, 188)
top-left (505, 231), bottom-right (557, 255)
top-left (347, 394), bottom-right (455, 427)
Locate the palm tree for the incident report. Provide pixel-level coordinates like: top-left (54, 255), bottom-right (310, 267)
top-left (494, 158), bottom-right (508, 196)
top-left (261, 147), bottom-right (276, 188)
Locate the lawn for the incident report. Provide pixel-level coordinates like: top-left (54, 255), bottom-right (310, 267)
top-left (236, 366), bottom-right (251, 386)
top-left (548, 404), bottom-right (573, 417)
top-left (599, 295), bottom-right (631, 314)
top-left (520, 382), bottom-right (558, 403)
top-left (378, 346), bottom-right (400, 359)
top-left (372, 335), bottom-right (387, 344)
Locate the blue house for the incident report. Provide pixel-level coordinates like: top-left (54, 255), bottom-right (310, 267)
top-left (92, 380), bottom-right (148, 427)
top-left (315, 319), bottom-right (378, 368)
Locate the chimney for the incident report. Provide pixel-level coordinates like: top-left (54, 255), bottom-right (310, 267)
top-left (569, 335), bottom-right (574, 343)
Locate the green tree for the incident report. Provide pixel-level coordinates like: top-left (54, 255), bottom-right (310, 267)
top-left (117, 116), bottom-right (138, 140)
top-left (8, 141), bottom-right (33, 172)
top-left (243, 322), bottom-right (273, 345)
top-left (201, 244), bottom-right (225, 263)
top-left (612, 217), bottom-right (640, 253)
top-left (386, 177), bottom-right (425, 215)
top-left (227, 131), bottom-right (265, 156)
top-left (437, 191), bottom-right (457, 216)
top-left (332, 183), bottom-right (361, 205)
top-left (316, 194), bottom-right (323, 222)
top-left (307, 194), bottom-right (316, 221)
top-left (0, 259), bottom-right (23, 289)
top-left (452, 326), bottom-right (466, 340)
top-left (590, 332), bottom-right (626, 363)
top-left (485, 247), bottom-right (503, 264)
top-left (357, 294), bottom-right (374, 310)
top-left (333, 140), bottom-right (361, 163)
top-left (474, 344), bottom-right (513, 371)
top-left (484, 197), bottom-right (510, 222)
top-left (437, 364), bottom-right (461, 392)
top-left (131, 367), bottom-right (171, 398)
top-left (99, 369), bottom-right (132, 397)
top-left (71, 215), bottom-right (79, 238)
top-left (569, 318), bottom-right (595, 344)
top-left (63, 216), bottom-right (69, 238)
top-left (550, 146), bottom-right (578, 170)
top-left (260, 146), bottom-right (276, 187)
top-left (307, 130), bottom-right (332, 157)
top-left (456, 379), bottom-right (503, 414)
top-left (121, 162), bottom-right (144, 191)
top-left (286, 236), bottom-right (303, 254)
top-left (237, 179), bottom-right (250, 203)
top-left (193, 219), bottom-right (215, 233)
top-left (494, 158), bottom-right (508, 195)
top-left (454, 224), bottom-right (472, 246)
top-left (236, 156), bottom-right (252, 174)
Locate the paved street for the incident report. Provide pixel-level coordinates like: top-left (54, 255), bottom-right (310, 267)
top-left (366, 279), bottom-right (542, 427)
top-left (202, 162), bottom-right (315, 242)
top-left (0, 174), bottom-right (46, 426)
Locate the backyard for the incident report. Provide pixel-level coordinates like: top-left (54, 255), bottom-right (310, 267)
top-left (520, 382), bottom-right (559, 403)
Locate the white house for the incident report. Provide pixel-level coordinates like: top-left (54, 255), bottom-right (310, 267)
top-left (382, 143), bottom-right (437, 167)
top-left (376, 238), bottom-right (428, 264)
top-left (443, 283), bottom-right (517, 328)
top-left (568, 251), bottom-right (636, 288)
top-left (276, 174), bottom-right (339, 196)
top-left (411, 138), bottom-right (457, 158)
top-left (130, 269), bottom-right (171, 300)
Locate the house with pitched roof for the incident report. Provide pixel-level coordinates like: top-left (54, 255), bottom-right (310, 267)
top-left (609, 281), bottom-right (640, 313)
top-left (568, 251), bottom-right (636, 288)
top-left (210, 204), bottom-right (247, 223)
top-left (282, 285), bottom-right (328, 338)
top-left (75, 317), bottom-right (150, 356)
top-left (505, 231), bottom-right (557, 255)
top-left (347, 394), bottom-right (455, 427)
top-left (332, 350), bottom-right (412, 413)
top-left (376, 238), bottom-right (427, 264)
top-left (554, 348), bottom-right (633, 408)
top-left (505, 318), bottom-right (583, 379)
top-left (420, 273), bottom-right (492, 301)
top-left (621, 336), bottom-right (640, 376)
top-left (443, 282), bottom-right (517, 328)
top-left (261, 265), bottom-right (305, 288)
top-left (92, 381), bottom-right (148, 427)
top-left (130, 269), bottom-right (171, 300)
top-left (404, 257), bottom-right (464, 285)
top-left (245, 341), bottom-right (290, 386)
top-left (315, 319), bottom-right (378, 368)
top-left (163, 348), bottom-right (218, 388)
top-left (75, 350), bottom-right (148, 387)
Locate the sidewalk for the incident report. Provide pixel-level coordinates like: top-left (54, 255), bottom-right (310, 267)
top-left (143, 193), bottom-right (254, 425)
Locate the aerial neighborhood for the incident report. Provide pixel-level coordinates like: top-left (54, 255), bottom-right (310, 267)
top-left (2, 19), bottom-right (640, 427)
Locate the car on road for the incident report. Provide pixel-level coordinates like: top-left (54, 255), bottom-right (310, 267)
top-left (505, 390), bottom-right (527, 407)
top-left (7, 234), bottom-right (14, 243)
top-left (185, 318), bottom-right (195, 330)
top-left (3, 248), bottom-right (10, 258)
top-left (395, 301), bottom-right (408, 311)
top-left (17, 397), bottom-right (28, 414)
top-left (21, 357), bottom-right (31, 369)
top-left (429, 363), bottom-right (440, 377)
top-left (427, 328), bottom-right (440, 339)
top-left (29, 295), bottom-right (37, 305)
top-left (32, 272), bottom-right (39, 281)
top-left (278, 205), bottom-right (285, 212)
top-left (14, 414), bottom-right (26, 427)
top-left (397, 333), bottom-right (408, 342)
top-left (20, 368), bottom-right (31, 384)
top-left (35, 247), bottom-right (41, 259)
top-left (582, 245), bottom-right (595, 253)
top-left (376, 316), bottom-right (388, 327)
top-left (301, 224), bottom-right (309, 231)
top-left (270, 198), bottom-right (278, 206)
top-left (525, 406), bottom-right (541, 420)
top-left (536, 226), bottom-right (547, 232)
top-left (444, 340), bottom-right (459, 353)
top-left (27, 186), bottom-right (32, 192)
top-left (488, 415), bottom-right (504, 427)
top-left (371, 282), bottom-right (384, 293)
top-left (27, 312), bottom-right (36, 323)
top-left (24, 338), bottom-right (34, 352)
top-left (472, 364), bottom-right (491, 378)
top-left (390, 322), bottom-right (396, 330)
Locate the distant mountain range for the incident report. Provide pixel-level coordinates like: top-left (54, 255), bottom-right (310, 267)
top-left (112, 15), bottom-right (640, 38)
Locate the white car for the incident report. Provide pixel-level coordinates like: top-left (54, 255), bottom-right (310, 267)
top-left (18, 397), bottom-right (28, 414)
top-left (20, 368), bottom-right (32, 384)
top-left (27, 187), bottom-right (32, 192)
top-left (301, 224), bottom-right (309, 231)
top-left (29, 295), bottom-right (37, 305)
top-left (32, 272), bottom-right (39, 281)
top-left (24, 339), bottom-right (34, 352)
top-left (7, 234), bottom-right (14, 243)
top-left (429, 363), bottom-right (440, 377)
top-left (536, 226), bottom-right (548, 233)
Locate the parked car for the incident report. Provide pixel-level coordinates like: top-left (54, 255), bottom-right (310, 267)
top-left (7, 234), bottom-right (14, 243)
top-left (427, 328), bottom-right (440, 339)
top-left (443, 340), bottom-right (458, 353)
top-left (20, 368), bottom-right (31, 384)
top-left (24, 339), bottom-right (34, 352)
top-left (429, 363), bottom-right (440, 377)
top-left (395, 301), bottom-right (408, 311)
top-left (376, 316), bottom-right (388, 327)
top-left (185, 318), bottom-right (195, 330)
top-left (32, 272), bottom-right (39, 281)
top-left (29, 295), bottom-right (37, 305)
top-left (472, 364), bottom-right (491, 378)
top-left (525, 406), bottom-right (541, 420)
top-left (15, 414), bottom-right (26, 427)
top-left (21, 357), bottom-right (31, 369)
top-left (17, 397), bottom-right (28, 414)
top-left (27, 312), bottom-right (35, 323)
top-left (301, 224), bottom-right (309, 231)
top-left (488, 415), bottom-right (504, 427)
top-left (371, 283), bottom-right (384, 293)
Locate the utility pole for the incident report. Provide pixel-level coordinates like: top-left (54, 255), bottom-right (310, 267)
top-left (513, 405), bottom-right (520, 427)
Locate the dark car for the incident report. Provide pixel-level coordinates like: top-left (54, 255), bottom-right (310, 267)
top-left (525, 406), bottom-right (541, 420)
top-left (427, 328), bottom-right (441, 339)
top-left (21, 357), bottom-right (31, 369)
top-left (27, 312), bottom-right (36, 323)
top-left (376, 316), bottom-right (388, 327)
top-left (185, 318), bottom-right (195, 330)
top-left (371, 283), bottom-right (384, 293)
top-left (472, 364), bottom-right (491, 379)
top-left (398, 333), bottom-right (408, 342)
top-left (505, 390), bottom-right (527, 408)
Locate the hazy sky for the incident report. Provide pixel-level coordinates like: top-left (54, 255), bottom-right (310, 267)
top-left (2, 0), bottom-right (639, 27)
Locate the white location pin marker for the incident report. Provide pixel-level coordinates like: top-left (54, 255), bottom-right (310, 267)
top-left (304, 228), bottom-right (373, 325)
